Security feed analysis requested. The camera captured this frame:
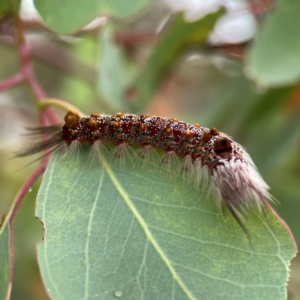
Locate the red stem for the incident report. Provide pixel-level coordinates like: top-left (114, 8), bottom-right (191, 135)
top-left (0, 73), bottom-right (25, 92)
top-left (15, 17), bottom-right (59, 125)
top-left (6, 157), bottom-right (49, 300)
top-left (3, 17), bottom-right (61, 299)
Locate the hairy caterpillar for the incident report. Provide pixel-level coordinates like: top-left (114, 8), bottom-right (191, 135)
top-left (19, 111), bottom-right (273, 241)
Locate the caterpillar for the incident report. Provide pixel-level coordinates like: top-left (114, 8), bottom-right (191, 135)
top-left (19, 111), bottom-right (273, 241)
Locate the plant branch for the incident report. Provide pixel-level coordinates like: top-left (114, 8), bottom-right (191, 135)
top-left (0, 14), bottom-right (81, 300)
top-left (15, 17), bottom-right (60, 126)
top-left (39, 98), bottom-right (86, 116)
top-left (0, 72), bottom-right (25, 92)
top-left (6, 157), bottom-right (49, 300)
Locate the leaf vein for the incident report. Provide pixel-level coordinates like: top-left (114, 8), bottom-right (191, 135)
top-left (100, 154), bottom-right (197, 300)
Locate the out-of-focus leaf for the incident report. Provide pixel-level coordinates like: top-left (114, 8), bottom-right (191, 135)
top-left (100, 0), bottom-right (149, 20)
top-left (97, 24), bottom-right (128, 110)
top-left (0, 0), bottom-right (20, 15)
top-left (246, 0), bottom-right (300, 86)
top-left (244, 111), bottom-right (300, 173)
top-left (238, 87), bottom-right (293, 132)
top-left (127, 9), bottom-right (225, 112)
top-left (37, 149), bottom-right (295, 300)
top-left (268, 150), bottom-right (300, 243)
top-left (61, 34), bottom-right (100, 111)
top-left (0, 223), bottom-right (10, 299)
top-left (33, 0), bottom-right (150, 34)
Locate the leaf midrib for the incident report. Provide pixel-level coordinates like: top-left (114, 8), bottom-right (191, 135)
top-left (99, 154), bottom-right (196, 300)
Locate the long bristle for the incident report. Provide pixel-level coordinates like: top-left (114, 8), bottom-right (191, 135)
top-left (225, 201), bottom-right (253, 249)
top-left (22, 125), bottom-right (61, 135)
top-left (109, 143), bottom-right (136, 169)
top-left (16, 126), bottom-right (61, 158)
top-left (161, 151), bottom-right (180, 173)
top-left (88, 141), bottom-right (109, 167)
top-left (63, 140), bottom-right (81, 160)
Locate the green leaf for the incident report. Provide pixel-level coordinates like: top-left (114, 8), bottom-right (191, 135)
top-left (268, 150), bottom-right (300, 243)
top-left (0, 0), bottom-right (20, 15)
top-left (97, 23), bottom-right (128, 110)
top-left (126, 10), bottom-right (225, 112)
top-left (37, 149), bottom-right (295, 300)
top-left (238, 87), bottom-right (293, 132)
top-left (242, 110), bottom-right (300, 173)
top-left (246, 0), bottom-right (300, 86)
top-left (33, 0), bottom-right (150, 34)
top-left (0, 224), bottom-right (10, 299)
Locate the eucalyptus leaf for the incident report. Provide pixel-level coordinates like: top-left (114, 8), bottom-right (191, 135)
top-left (33, 0), bottom-right (150, 34)
top-left (36, 148), bottom-right (295, 300)
top-left (246, 0), bottom-right (300, 86)
top-left (97, 24), bottom-right (127, 110)
top-left (0, 224), bottom-right (10, 299)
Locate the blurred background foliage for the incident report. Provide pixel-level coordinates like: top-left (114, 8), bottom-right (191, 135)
top-left (0, 0), bottom-right (300, 299)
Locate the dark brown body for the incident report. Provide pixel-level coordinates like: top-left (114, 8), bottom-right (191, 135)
top-left (62, 112), bottom-right (242, 171)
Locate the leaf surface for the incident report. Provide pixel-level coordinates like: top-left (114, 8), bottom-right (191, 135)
top-left (33, 0), bottom-right (150, 34)
top-left (246, 0), bottom-right (300, 86)
top-left (97, 24), bottom-right (128, 110)
top-left (0, 224), bottom-right (10, 299)
top-left (36, 148), bottom-right (296, 299)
